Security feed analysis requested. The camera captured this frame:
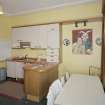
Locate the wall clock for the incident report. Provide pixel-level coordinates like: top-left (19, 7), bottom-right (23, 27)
top-left (63, 39), bottom-right (70, 46)
top-left (95, 37), bottom-right (101, 46)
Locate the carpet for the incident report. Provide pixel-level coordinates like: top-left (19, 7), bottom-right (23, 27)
top-left (0, 81), bottom-right (25, 100)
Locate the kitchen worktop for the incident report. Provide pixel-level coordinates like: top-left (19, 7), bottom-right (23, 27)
top-left (6, 57), bottom-right (58, 79)
top-left (6, 57), bottom-right (49, 79)
top-left (7, 57), bottom-right (46, 64)
top-left (23, 63), bottom-right (58, 72)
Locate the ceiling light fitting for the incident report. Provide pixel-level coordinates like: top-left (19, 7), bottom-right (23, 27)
top-left (75, 20), bottom-right (88, 27)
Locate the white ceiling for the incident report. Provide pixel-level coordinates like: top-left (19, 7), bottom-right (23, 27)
top-left (0, 0), bottom-right (96, 16)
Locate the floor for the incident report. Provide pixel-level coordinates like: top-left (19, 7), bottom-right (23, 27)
top-left (0, 95), bottom-right (47, 105)
top-left (0, 79), bottom-right (47, 105)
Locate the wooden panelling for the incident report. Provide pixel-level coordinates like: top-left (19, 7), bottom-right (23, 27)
top-left (24, 64), bottom-right (58, 102)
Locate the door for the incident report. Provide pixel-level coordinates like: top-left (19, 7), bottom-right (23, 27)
top-left (15, 62), bottom-right (24, 78)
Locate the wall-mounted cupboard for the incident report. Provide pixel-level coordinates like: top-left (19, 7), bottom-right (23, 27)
top-left (47, 24), bottom-right (60, 48)
top-left (11, 23), bottom-right (61, 63)
top-left (12, 23), bottom-right (60, 49)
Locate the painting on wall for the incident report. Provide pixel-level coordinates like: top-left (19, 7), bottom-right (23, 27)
top-left (72, 29), bottom-right (93, 55)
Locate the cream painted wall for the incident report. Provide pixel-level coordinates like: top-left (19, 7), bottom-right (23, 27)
top-left (0, 16), bottom-right (11, 40)
top-left (0, 16), bottom-right (11, 68)
top-left (59, 21), bottom-right (102, 76)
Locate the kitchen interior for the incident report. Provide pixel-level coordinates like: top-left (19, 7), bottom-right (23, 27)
top-left (0, 0), bottom-right (104, 104)
top-left (6, 23), bottom-right (60, 102)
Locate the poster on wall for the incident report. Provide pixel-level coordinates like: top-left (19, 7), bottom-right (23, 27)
top-left (72, 29), bottom-right (92, 55)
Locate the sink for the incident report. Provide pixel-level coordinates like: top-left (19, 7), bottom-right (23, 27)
top-left (31, 64), bottom-right (44, 69)
top-left (13, 57), bottom-right (37, 63)
top-left (12, 57), bottom-right (25, 61)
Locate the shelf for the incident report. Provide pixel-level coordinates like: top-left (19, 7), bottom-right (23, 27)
top-left (12, 47), bottom-right (25, 49)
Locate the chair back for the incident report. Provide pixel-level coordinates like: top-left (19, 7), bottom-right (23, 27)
top-left (47, 90), bottom-right (54, 105)
top-left (47, 79), bottom-right (62, 105)
top-left (65, 72), bottom-right (70, 81)
top-left (59, 76), bottom-right (65, 87)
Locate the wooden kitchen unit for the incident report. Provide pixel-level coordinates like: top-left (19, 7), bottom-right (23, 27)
top-left (23, 63), bottom-right (58, 102)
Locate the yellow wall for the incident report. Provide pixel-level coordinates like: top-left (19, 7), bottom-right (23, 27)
top-left (0, 16), bottom-right (11, 40)
top-left (0, 1), bottom-right (102, 75)
top-left (59, 21), bottom-right (102, 76)
top-left (0, 16), bottom-right (11, 68)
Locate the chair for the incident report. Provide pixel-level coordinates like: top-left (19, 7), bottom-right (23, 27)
top-left (59, 76), bottom-right (65, 87)
top-left (47, 90), bottom-right (54, 105)
top-left (65, 72), bottom-right (70, 81)
top-left (47, 79), bottom-right (62, 105)
top-left (89, 65), bottom-right (100, 76)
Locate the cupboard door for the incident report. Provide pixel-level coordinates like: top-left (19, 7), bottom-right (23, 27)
top-left (12, 27), bottom-right (31, 48)
top-left (30, 26), bottom-right (40, 48)
top-left (19, 27), bottom-right (33, 42)
top-left (12, 27), bottom-right (33, 42)
top-left (47, 24), bottom-right (60, 48)
top-left (15, 62), bottom-right (24, 78)
top-left (39, 25), bottom-right (48, 48)
top-left (12, 28), bottom-right (22, 48)
top-left (7, 61), bottom-right (16, 78)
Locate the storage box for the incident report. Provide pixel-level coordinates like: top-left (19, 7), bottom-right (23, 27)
top-left (0, 68), bottom-right (6, 81)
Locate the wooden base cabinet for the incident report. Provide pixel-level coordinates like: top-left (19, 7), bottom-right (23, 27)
top-left (24, 64), bottom-right (58, 102)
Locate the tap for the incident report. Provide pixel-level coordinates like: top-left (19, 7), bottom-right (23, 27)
top-left (24, 54), bottom-right (28, 59)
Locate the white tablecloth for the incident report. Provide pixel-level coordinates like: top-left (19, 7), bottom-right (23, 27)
top-left (54, 74), bottom-right (105, 105)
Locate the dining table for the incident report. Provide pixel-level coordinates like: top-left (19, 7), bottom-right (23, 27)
top-left (54, 74), bottom-right (105, 105)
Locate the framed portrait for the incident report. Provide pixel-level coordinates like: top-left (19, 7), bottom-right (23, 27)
top-left (72, 29), bottom-right (92, 55)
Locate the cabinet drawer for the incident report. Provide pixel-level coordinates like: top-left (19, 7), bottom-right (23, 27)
top-left (47, 58), bottom-right (59, 63)
top-left (46, 49), bottom-right (59, 55)
top-left (47, 55), bottom-right (59, 62)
